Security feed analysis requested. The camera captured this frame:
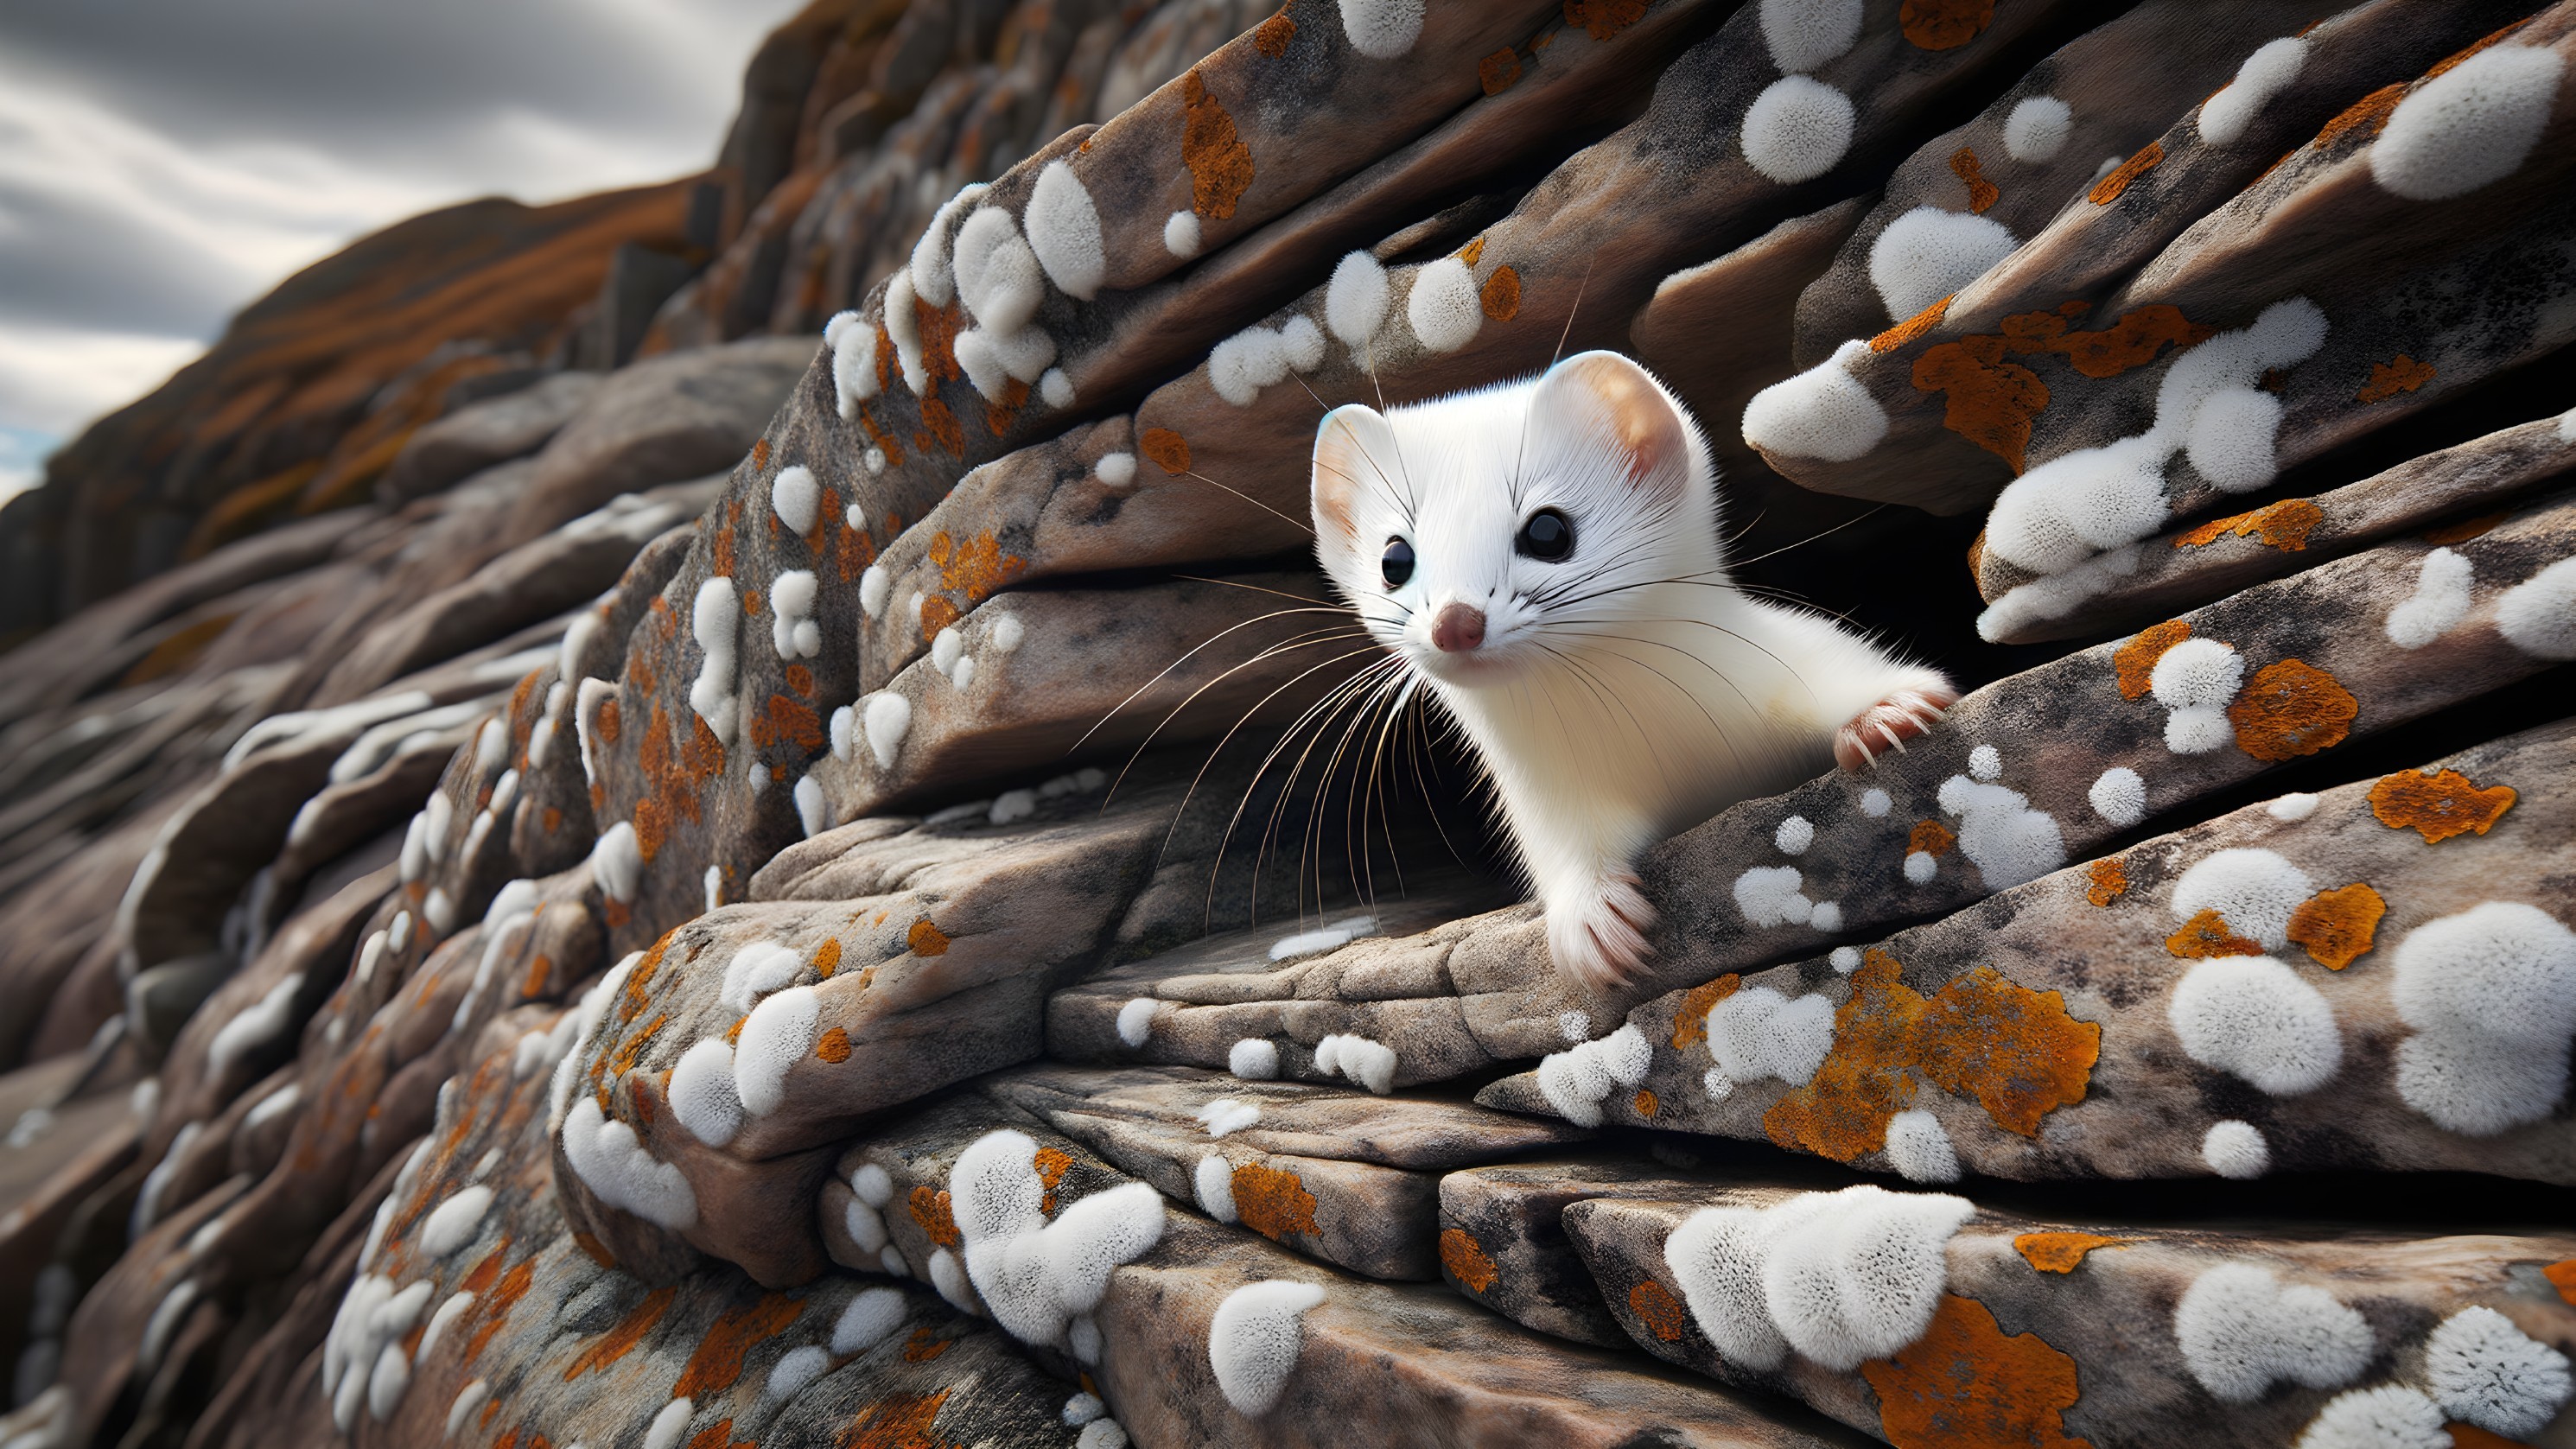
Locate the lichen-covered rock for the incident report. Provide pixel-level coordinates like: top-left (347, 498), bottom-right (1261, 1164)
top-left (6, 1), bottom-right (2576, 1446)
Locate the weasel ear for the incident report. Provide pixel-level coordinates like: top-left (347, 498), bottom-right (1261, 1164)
top-left (1313, 404), bottom-right (1395, 548)
top-left (1534, 350), bottom-right (1693, 497)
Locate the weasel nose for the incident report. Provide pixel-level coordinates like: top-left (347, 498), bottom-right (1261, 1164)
top-left (1431, 602), bottom-right (1485, 652)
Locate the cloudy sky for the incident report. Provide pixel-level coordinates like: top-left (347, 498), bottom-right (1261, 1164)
top-left (0, 0), bottom-right (808, 499)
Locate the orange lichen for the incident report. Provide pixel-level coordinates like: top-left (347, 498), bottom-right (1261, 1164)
top-left (760, 693), bottom-right (825, 752)
top-left (1481, 265), bottom-right (1522, 321)
top-left (563, 1286), bottom-right (676, 1379)
top-left (1918, 968), bottom-right (2101, 1136)
top-left (1768, 954), bottom-right (2096, 1160)
top-left (2369, 767), bottom-right (2516, 843)
top-left (1564, 0), bottom-right (1648, 41)
top-left (1671, 974), bottom-right (1740, 1049)
top-left (751, 438), bottom-right (770, 469)
top-left (2086, 858), bottom-right (2128, 907)
top-left (2446, 1425), bottom-right (2527, 1449)
top-left (2114, 620), bottom-right (2191, 700)
top-left (928, 530), bottom-right (1027, 604)
top-left (1861, 1295), bottom-right (2092, 1449)
top-left (2000, 303), bottom-right (2212, 381)
top-left (1180, 70), bottom-right (1254, 219)
top-left (1899, 0), bottom-right (1993, 49)
top-left (1253, 9), bottom-right (1295, 56)
top-left (1460, 237), bottom-right (1489, 270)
top-left (2228, 658), bottom-right (2356, 761)
top-left (523, 952), bottom-right (555, 999)
top-left (1913, 335), bottom-right (2049, 473)
top-left (596, 697), bottom-right (623, 745)
top-left (2173, 499), bottom-right (2324, 552)
top-left (2013, 1231), bottom-right (2128, 1273)
top-left (984, 377), bottom-right (1030, 438)
top-left (813, 938), bottom-right (843, 979)
top-left (1633, 1089), bottom-right (1659, 1118)
top-left (1950, 147), bottom-right (1999, 213)
top-left (1440, 1228), bottom-right (1499, 1292)
top-left (909, 1186), bottom-right (961, 1247)
top-left (817, 1027), bottom-right (852, 1064)
top-left (674, 1293), bottom-right (804, 1397)
top-left (1629, 1281), bottom-right (1688, 1342)
top-left (908, 918), bottom-right (951, 956)
top-left (687, 1420), bottom-right (754, 1449)
top-left (2544, 1259), bottom-right (2576, 1306)
top-left (1873, 295), bottom-right (1954, 353)
top-left (900, 1326), bottom-right (952, 1363)
top-left (464, 1259), bottom-right (534, 1362)
top-left (840, 1389), bottom-right (951, 1448)
top-left (919, 595), bottom-right (962, 640)
top-left (1035, 1147), bottom-right (1073, 1214)
top-left (2089, 142), bottom-right (2162, 204)
top-left (1139, 427), bottom-right (1191, 474)
top-left (1479, 48), bottom-right (1521, 94)
top-left (2422, 512), bottom-right (2507, 545)
top-left (1910, 820), bottom-right (1957, 858)
top-left (2167, 910), bottom-right (2261, 960)
top-left (2357, 355), bottom-right (2436, 404)
top-left (2287, 885), bottom-right (2385, 969)
top-left (1231, 1162), bottom-right (1320, 1241)
top-left (1765, 953), bottom-right (1927, 1160)
top-left (2315, 83), bottom-right (2405, 149)
top-left (914, 396), bottom-right (964, 458)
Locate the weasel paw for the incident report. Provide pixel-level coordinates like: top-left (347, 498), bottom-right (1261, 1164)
top-left (1834, 683), bottom-right (1959, 771)
top-left (1547, 872), bottom-right (1658, 993)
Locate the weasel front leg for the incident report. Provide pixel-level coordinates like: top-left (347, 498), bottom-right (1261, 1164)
top-left (1514, 798), bottom-right (1662, 993)
top-left (1832, 670), bottom-right (1958, 771)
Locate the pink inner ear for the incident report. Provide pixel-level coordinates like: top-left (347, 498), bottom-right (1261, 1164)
top-left (1566, 359), bottom-right (1680, 486)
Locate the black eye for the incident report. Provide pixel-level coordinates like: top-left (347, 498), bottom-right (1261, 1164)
top-left (1517, 508), bottom-right (1574, 562)
top-left (1381, 537), bottom-right (1415, 588)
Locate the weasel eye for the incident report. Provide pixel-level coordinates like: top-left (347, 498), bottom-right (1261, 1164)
top-left (1517, 508), bottom-right (1574, 562)
top-left (1381, 537), bottom-right (1415, 588)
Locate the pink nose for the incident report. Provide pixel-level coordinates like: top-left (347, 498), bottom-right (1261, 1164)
top-left (1431, 603), bottom-right (1485, 652)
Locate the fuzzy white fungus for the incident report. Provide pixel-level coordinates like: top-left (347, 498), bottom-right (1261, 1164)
top-left (1742, 340), bottom-right (1889, 461)
top-left (1268, 915), bottom-right (1376, 961)
top-left (771, 465), bottom-right (819, 537)
top-left (949, 1129), bottom-right (1167, 1348)
top-left (2167, 956), bottom-right (2343, 1095)
top-left (1163, 210), bottom-right (1201, 258)
top-left (1040, 367), bottom-right (1075, 408)
top-left (1335, 0), bottom-right (1422, 59)
top-left (1774, 815), bottom-right (1814, 854)
top-left (861, 691), bottom-right (911, 771)
top-left (735, 985), bottom-right (821, 1116)
top-left (2388, 901), bottom-right (2576, 1135)
top-left (2386, 547), bottom-right (2474, 649)
top-left (689, 577), bottom-right (741, 745)
top-left (2423, 1304), bottom-right (2572, 1436)
top-left (2169, 848), bottom-right (2313, 951)
top-left (834, 1286), bottom-right (908, 1355)
top-left (418, 1185), bottom-right (493, 1259)
top-left (2151, 637), bottom-right (2246, 755)
top-left (1741, 75), bottom-right (1855, 184)
top-left (1196, 1097), bottom-right (1261, 1137)
top-left (1195, 1153), bottom-right (1237, 1223)
top-left (2172, 1262), bottom-right (2370, 1401)
top-left (1733, 865), bottom-right (1813, 927)
top-left (1937, 774), bottom-right (2066, 888)
top-left (1830, 946), bottom-right (1861, 973)
top-left (2495, 555), bottom-right (2576, 658)
top-left (1663, 1185), bottom-right (1975, 1371)
top-left (1209, 1280), bottom-right (1327, 1415)
top-left (1759, 0), bottom-right (1861, 73)
top-left (2268, 791), bottom-right (2320, 822)
top-left (2198, 37), bottom-right (2308, 147)
top-left (1326, 251), bottom-right (1390, 352)
top-left (1025, 160), bottom-right (1105, 300)
top-left (559, 1097), bottom-right (696, 1230)
top-left (1703, 988), bottom-right (1834, 1095)
top-left (1095, 452), bottom-right (1137, 489)
top-left (2372, 46), bottom-right (2565, 200)
top-left (669, 1039), bottom-right (743, 1147)
top-left (1313, 1033), bottom-right (1398, 1095)
top-left (2001, 96), bottom-right (2072, 162)
top-left (1882, 1109), bottom-right (1961, 1183)
top-left (826, 312), bottom-right (880, 417)
top-left (1115, 997), bottom-right (1160, 1048)
top-left (2293, 1386), bottom-right (2447, 1449)
top-left (1227, 1039), bottom-right (1279, 1081)
top-left (2089, 766), bottom-right (2147, 826)
top-left (1868, 207), bottom-right (2017, 321)
top-left (1404, 257), bottom-right (1482, 353)
top-left (1533, 1024), bottom-right (1654, 1128)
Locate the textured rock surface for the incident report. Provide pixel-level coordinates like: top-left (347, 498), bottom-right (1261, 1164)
top-left (3, 2), bottom-right (2573, 1447)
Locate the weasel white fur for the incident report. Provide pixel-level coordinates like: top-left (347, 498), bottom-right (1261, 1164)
top-left (1310, 352), bottom-right (1954, 991)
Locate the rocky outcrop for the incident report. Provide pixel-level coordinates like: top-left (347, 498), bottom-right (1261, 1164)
top-left (3, 2), bottom-right (2574, 1448)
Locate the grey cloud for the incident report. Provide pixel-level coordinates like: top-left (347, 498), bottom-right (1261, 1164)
top-left (0, 175), bottom-right (264, 336)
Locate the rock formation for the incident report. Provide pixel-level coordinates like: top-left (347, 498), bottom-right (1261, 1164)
top-left (1, 1), bottom-right (2572, 1446)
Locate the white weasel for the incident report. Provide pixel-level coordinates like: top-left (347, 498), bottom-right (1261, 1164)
top-left (1310, 352), bottom-right (1954, 991)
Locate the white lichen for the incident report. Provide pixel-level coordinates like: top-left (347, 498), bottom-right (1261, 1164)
top-left (1742, 340), bottom-right (1889, 462)
top-left (2198, 37), bottom-right (2308, 147)
top-left (1741, 75), bottom-right (1855, 184)
top-left (1867, 207), bottom-right (2017, 321)
top-left (2372, 45), bottom-right (2565, 200)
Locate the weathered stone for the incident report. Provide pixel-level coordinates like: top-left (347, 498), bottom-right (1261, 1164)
top-left (376, 372), bottom-right (603, 505)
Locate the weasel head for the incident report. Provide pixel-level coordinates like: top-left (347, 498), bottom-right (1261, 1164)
top-left (1310, 350), bottom-right (1723, 692)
